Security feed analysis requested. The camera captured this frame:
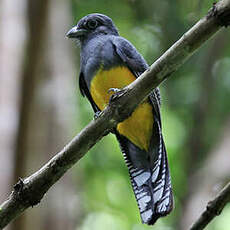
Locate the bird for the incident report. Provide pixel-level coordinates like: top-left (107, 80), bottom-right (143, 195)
top-left (66, 13), bottom-right (173, 225)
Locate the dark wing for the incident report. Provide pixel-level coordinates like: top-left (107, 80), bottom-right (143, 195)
top-left (112, 37), bottom-right (161, 120)
top-left (112, 36), bottom-right (173, 224)
top-left (79, 71), bottom-right (100, 113)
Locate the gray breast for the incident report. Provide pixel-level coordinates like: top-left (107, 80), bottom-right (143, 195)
top-left (81, 35), bottom-right (123, 89)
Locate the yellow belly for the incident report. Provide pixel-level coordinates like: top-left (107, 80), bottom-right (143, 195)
top-left (90, 66), bottom-right (153, 151)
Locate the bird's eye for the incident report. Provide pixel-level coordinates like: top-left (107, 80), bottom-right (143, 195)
top-left (87, 19), bottom-right (98, 29)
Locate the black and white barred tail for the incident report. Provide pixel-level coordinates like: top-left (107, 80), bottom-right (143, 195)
top-left (116, 120), bottom-right (173, 225)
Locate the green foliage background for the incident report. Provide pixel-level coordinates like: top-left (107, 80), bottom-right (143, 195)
top-left (70, 1), bottom-right (230, 229)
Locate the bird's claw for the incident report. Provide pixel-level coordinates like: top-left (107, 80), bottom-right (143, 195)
top-left (108, 88), bottom-right (121, 94)
top-left (108, 87), bottom-right (126, 103)
top-left (94, 111), bottom-right (102, 120)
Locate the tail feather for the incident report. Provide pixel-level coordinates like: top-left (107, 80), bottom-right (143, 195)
top-left (115, 120), bottom-right (173, 225)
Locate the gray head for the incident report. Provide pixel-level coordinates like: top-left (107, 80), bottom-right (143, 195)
top-left (66, 13), bottom-right (119, 43)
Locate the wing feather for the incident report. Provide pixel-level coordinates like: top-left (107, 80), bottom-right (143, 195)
top-left (112, 36), bottom-right (173, 224)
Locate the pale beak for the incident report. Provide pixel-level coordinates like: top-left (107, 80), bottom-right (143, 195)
top-left (66, 26), bottom-right (87, 38)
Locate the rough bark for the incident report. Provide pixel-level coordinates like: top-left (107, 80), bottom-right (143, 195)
top-left (179, 32), bottom-right (230, 230)
top-left (189, 182), bottom-right (230, 230)
top-left (181, 119), bottom-right (230, 229)
top-left (11, 1), bottom-right (49, 230)
top-left (0, 0), bottom-right (230, 228)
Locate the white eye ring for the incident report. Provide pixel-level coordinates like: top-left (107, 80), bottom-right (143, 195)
top-left (87, 19), bottom-right (98, 29)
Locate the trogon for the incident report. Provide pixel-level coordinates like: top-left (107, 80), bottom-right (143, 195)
top-left (67, 13), bottom-right (173, 225)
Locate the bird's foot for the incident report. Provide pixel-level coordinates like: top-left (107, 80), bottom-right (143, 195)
top-left (108, 87), bottom-right (127, 103)
top-left (94, 111), bottom-right (102, 120)
top-left (108, 88), bottom-right (121, 94)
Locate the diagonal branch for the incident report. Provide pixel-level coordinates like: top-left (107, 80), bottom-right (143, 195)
top-left (190, 181), bottom-right (230, 230)
top-left (0, 0), bottom-right (230, 228)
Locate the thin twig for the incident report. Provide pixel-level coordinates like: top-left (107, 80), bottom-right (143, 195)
top-left (190, 182), bottom-right (230, 230)
top-left (0, 0), bottom-right (230, 229)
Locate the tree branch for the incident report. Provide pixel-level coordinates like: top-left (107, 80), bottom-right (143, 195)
top-left (0, 0), bottom-right (230, 228)
top-left (190, 181), bottom-right (230, 230)
top-left (12, 1), bottom-right (50, 229)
